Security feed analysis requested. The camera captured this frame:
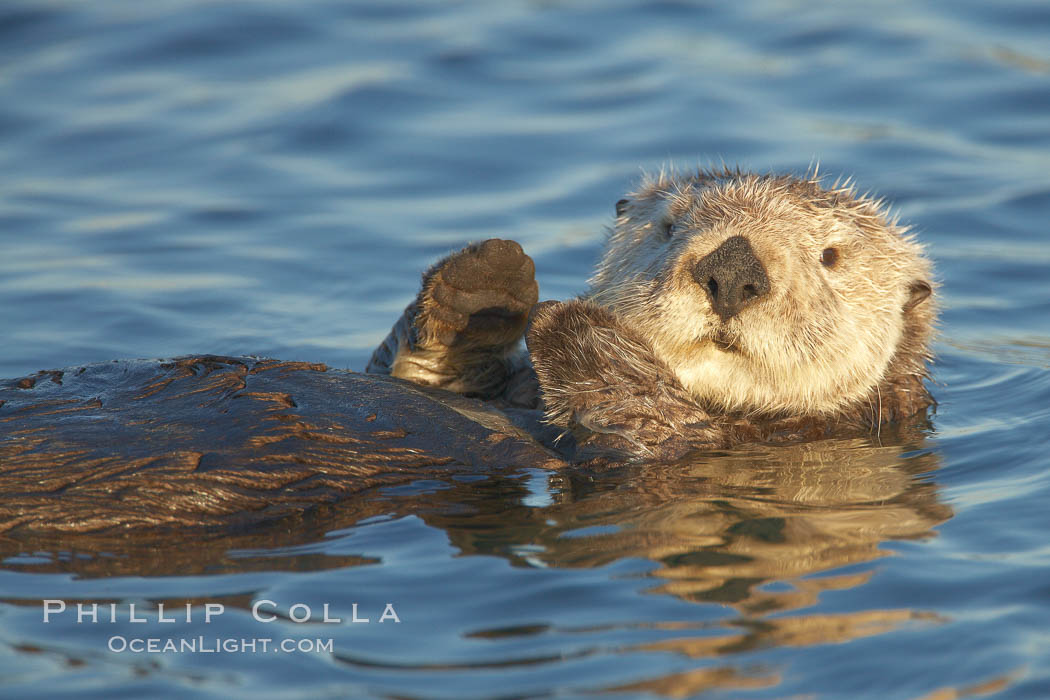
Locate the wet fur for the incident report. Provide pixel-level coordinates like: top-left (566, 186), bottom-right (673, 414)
top-left (367, 239), bottom-right (538, 399)
top-left (371, 169), bottom-right (937, 459)
top-left (588, 169), bottom-right (935, 418)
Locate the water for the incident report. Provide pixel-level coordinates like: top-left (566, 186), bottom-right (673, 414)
top-left (1, 0), bottom-right (1049, 697)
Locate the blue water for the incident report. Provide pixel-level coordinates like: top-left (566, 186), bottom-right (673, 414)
top-left (2, 1), bottom-right (1050, 697)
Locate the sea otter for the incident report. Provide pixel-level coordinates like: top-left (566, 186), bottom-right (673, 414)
top-left (368, 169), bottom-right (936, 459)
top-left (0, 169), bottom-right (936, 532)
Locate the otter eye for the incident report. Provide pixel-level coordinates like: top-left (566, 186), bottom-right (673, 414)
top-left (663, 220), bottom-right (676, 238)
top-left (821, 247), bottom-right (839, 268)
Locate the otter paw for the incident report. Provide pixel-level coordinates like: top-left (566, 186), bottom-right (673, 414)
top-left (419, 239), bottom-right (539, 348)
top-left (526, 300), bottom-right (628, 391)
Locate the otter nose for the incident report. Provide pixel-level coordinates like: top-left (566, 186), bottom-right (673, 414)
top-left (692, 236), bottom-right (770, 321)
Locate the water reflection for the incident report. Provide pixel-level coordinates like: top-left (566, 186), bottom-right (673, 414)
top-left (538, 437), bottom-right (949, 615)
top-left (455, 431), bottom-right (952, 697)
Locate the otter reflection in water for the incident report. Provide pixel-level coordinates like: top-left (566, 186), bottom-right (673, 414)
top-left (436, 433), bottom-right (951, 612)
top-left (483, 436), bottom-right (950, 696)
top-left (400, 433), bottom-right (952, 697)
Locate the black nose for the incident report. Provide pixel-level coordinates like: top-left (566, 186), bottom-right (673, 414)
top-left (692, 236), bottom-right (770, 321)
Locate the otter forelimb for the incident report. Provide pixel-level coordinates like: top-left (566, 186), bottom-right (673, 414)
top-left (526, 299), bottom-right (718, 460)
top-left (367, 239), bottom-right (538, 399)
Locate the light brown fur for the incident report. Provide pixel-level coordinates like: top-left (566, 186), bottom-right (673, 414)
top-left (587, 168), bottom-right (935, 419)
top-left (372, 168), bottom-right (937, 460)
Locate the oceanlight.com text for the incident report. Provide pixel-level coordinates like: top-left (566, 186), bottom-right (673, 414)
top-left (107, 636), bottom-right (334, 654)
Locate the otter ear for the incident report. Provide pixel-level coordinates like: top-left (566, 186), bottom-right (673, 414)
top-left (904, 281), bottom-right (932, 311)
top-left (615, 198), bottom-right (629, 217)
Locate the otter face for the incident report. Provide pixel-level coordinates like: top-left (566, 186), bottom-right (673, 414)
top-left (589, 171), bottom-right (935, 416)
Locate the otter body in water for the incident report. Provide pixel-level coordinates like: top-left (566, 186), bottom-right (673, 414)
top-left (0, 169), bottom-right (936, 531)
top-left (369, 169), bottom-right (936, 459)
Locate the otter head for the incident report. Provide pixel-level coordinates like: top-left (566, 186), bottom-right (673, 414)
top-left (588, 170), bottom-right (936, 416)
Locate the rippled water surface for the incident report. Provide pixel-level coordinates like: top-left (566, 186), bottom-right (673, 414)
top-left (2, 1), bottom-right (1050, 698)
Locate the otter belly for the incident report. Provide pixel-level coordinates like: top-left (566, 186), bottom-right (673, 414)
top-left (0, 356), bottom-right (561, 533)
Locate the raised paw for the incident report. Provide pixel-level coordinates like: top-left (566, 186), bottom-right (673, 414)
top-left (418, 239), bottom-right (539, 349)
